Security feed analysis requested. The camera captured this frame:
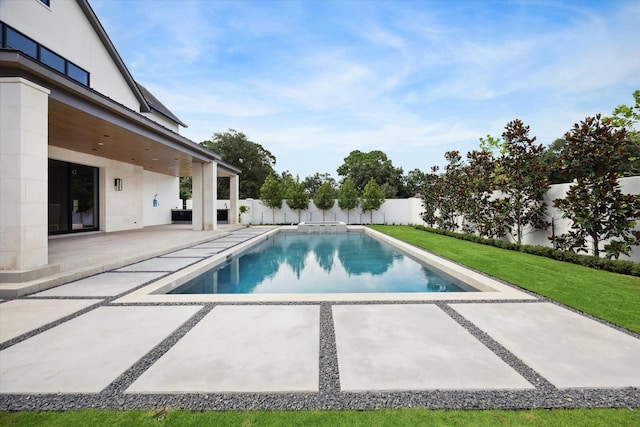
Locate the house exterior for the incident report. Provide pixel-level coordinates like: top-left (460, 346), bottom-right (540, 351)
top-left (0, 0), bottom-right (240, 276)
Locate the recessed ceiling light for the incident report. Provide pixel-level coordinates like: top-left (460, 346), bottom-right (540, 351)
top-left (152, 158), bottom-right (159, 161)
top-left (97, 142), bottom-right (104, 146)
top-left (103, 134), bottom-right (110, 138)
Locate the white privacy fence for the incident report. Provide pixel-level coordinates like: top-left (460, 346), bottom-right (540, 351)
top-left (211, 176), bottom-right (640, 262)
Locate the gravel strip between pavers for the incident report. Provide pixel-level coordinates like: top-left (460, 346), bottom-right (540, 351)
top-left (2, 226), bottom-right (639, 410)
top-left (2, 298), bottom-right (640, 410)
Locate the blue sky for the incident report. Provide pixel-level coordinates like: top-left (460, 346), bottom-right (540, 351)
top-left (91, 0), bottom-right (640, 180)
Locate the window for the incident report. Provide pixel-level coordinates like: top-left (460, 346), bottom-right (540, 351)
top-left (67, 61), bottom-right (89, 86)
top-left (39, 0), bottom-right (51, 7)
top-left (1, 21), bottom-right (90, 87)
top-left (6, 27), bottom-right (38, 57)
top-left (40, 47), bottom-right (65, 73)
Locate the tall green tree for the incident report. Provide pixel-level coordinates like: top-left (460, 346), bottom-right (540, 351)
top-left (313, 182), bottom-right (336, 221)
top-left (337, 178), bottom-right (360, 224)
top-left (179, 176), bottom-right (192, 209)
top-left (605, 89), bottom-right (640, 176)
top-left (498, 119), bottom-right (550, 245)
top-left (302, 173), bottom-right (336, 198)
top-left (286, 176), bottom-right (309, 223)
top-left (542, 138), bottom-right (568, 184)
top-left (361, 178), bottom-right (386, 224)
top-left (402, 168), bottom-right (428, 198)
top-left (553, 115), bottom-right (640, 258)
top-left (337, 150), bottom-right (404, 197)
top-left (259, 174), bottom-right (283, 224)
top-left (201, 129), bottom-right (276, 199)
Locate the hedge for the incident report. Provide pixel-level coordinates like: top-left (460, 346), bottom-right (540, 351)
top-left (412, 225), bottom-right (640, 277)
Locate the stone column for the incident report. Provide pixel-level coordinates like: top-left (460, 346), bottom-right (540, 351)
top-left (0, 78), bottom-right (50, 271)
top-left (191, 162), bottom-right (203, 231)
top-left (229, 174), bottom-right (239, 224)
top-left (202, 162), bottom-right (217, 230)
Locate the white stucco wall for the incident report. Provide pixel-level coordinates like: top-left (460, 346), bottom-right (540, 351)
top-left (143, 170), bottom-right (180, 226)
top-left (1, 0), bottom-right (180, 130)
top-left (1, 0), bottom-right (139, 110)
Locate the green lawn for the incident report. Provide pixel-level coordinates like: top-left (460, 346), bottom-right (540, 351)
top-left (1, 408), bottom-right (639, 426)
top-left (371, 225), bottom-right (640, 333)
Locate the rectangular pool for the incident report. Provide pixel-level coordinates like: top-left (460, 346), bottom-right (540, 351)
top-left (169, 232), bottom-right (472, 294)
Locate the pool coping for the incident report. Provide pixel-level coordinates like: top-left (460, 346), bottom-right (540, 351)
top-left (113, 226), bottom-right (536, 304)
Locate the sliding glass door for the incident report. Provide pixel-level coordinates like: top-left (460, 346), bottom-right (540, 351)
top-left (48, 159), bottom-right (99, 234)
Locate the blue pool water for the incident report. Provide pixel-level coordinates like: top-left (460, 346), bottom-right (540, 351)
top-left (169, 232), bottom-right (469, 294)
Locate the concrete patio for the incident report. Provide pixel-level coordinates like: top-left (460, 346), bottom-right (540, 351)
top-left (1, 227), bottom-right (639, 410)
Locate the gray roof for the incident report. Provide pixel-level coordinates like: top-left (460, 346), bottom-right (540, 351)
top-left (136, 82), bottom-right (188, 128)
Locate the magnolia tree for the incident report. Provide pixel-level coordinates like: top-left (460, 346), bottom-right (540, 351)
top-left (553, 115), bottom-right (640, 258)
top-left (497, 119), bottom-right (550, 244)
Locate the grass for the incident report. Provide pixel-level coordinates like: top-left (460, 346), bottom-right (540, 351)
top-left (3, 225), bottom-right (639, 425)
top-left (1, 408), bottom-right (639, 426)
top-left (371, 225), bottom-right (640, 333)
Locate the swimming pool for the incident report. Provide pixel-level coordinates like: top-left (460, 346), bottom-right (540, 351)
top-left (114, 226), bottom-right (536, 303)
top-left (169, 232), bottom-right (470, 294)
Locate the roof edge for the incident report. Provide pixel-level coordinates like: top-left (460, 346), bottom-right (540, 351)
top-left (77, 0), bottom-right (151, 113)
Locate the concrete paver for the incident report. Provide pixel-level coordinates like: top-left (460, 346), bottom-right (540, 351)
top-left (116, 257), bottom-right (202, 272)
top-left (332, 304), bottom-right (534, 391)
top-left (0, 305), bottom-right (201, 393)
top-left (0, 298), bottom-right (101, 343)
top-left (451, 303), bottom-right (640, 388)
top-left (159, 248), bottom-right (221, 258)
top-left (31, 272), bottom-right (165, 297)
top-left (126, 305), bottom-right (320, 393)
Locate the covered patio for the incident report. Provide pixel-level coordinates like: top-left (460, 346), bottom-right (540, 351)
top-left (0, 224), bottom-right (244, 298)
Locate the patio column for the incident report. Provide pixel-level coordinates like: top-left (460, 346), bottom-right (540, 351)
top-left (229, 174), bottom-right (239, 224)
top-left (191, 163), bottom-right (204, 231)
top-left (0, 78), bottom-right (50, 271)
top-left (203, 162), bottom-right (217, 230)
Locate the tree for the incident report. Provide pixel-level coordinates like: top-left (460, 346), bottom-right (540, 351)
top-left (419, 152), bottom-right (467, 232)
top-left (286, 176), bottom-right (309, 223)
top-left (179, 176), bottom-right (192, 209)
top-left (313, 182), bottom-right (336, 221)
top-left (553, 115), bottom-right (640, 258)
top-left (605, 89), bottom-right (640, 176)
top-left (337, 178), bottom-right (360, 224)
top-left (259, 174), bottom-right (283, 224)
top-left (361, 178), bottom-right (385, 224)
top-left (462, 149), bottom-right (508, 238)
top-left (542, 138), bottom-right (568, 184)
top-left (420, 166), bottom-right (440, 227)
top-left (302, 173), bottom-right (336, 198)
top-left (498, 119), bottom-right (550, 245)
top-left (479, 134), bottom-right (507, 157)
top-left (337, 150), bottom-right (404, 197)
top-left (403, 168), bottom-right (428, 198)
top-left (201, 129), bottom-right (276, 199)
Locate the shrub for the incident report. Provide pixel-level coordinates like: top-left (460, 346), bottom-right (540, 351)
top-left (413, 225), bottom-right (639, 277)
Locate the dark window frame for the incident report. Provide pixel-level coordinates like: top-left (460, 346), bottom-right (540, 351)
top-left (0, 21), bottom-right (90, 86)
